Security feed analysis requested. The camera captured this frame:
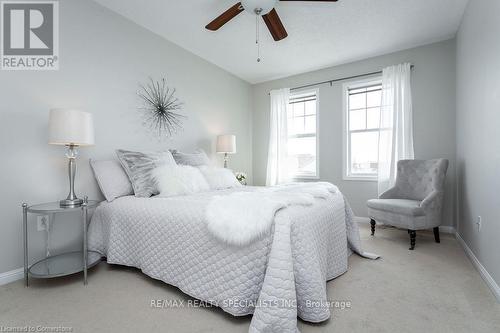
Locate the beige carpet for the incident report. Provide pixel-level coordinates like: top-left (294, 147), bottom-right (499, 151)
top-left (1, 224), bottom-right (499, 333)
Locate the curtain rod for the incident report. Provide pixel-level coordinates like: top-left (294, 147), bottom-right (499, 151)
top-left (268, 65), bottom-right (414, 95)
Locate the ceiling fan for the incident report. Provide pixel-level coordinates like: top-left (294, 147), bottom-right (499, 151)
top-left (206, 0), bottom-right (339, 42)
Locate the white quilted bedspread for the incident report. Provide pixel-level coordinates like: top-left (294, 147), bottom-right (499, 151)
top-left (88, 186), bottom-right (371, 332)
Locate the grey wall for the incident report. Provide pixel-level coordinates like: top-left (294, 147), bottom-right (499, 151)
top-left (456, 0), bottom-right (500, 286)
top-left (0, 0), bottom-right (253, 274)
top-left (252, 40), bottom-right (457, 225)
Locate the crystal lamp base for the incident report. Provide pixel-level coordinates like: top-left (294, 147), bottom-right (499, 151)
top-left (60, 198), bottom-right (83, 208)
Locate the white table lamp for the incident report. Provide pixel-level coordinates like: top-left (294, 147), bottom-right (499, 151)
top-left (49, 109), bottom-right (94, 207)
top-left (216, 135), bottom-right (236, 168)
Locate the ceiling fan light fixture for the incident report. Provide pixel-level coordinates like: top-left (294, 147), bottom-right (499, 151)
top-left (206, 0), bottom-right (338, 42)
top-left (241, 0), bottom-right (278, 15)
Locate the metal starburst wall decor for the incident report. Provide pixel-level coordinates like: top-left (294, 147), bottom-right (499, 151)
top-left (138, 77), bottom-right (185, 138)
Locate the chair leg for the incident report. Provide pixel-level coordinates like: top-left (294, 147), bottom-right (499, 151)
top-left (433, 227), bottom-right (440, 243)
top-left (370, 219), bottom-right (376, 236)
top-left (409, 230), bottom-right (416, 250)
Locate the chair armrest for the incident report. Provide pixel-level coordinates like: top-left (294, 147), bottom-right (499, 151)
top-left (379, 186), bottom-right (399, 199)
top-left (420, 191), bottom-right (444, 211)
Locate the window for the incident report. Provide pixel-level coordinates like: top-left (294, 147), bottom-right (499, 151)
top-left (343, 79), bottom-right (382, 180)
top-left (287, 90), bottom-right (319, 179)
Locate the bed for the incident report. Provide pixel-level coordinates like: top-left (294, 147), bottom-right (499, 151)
top-left (88, 184), bottom-right (373, 332)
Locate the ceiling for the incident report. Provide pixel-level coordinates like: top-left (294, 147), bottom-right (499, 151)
top-left (94, 0), bottom-right (469, 84)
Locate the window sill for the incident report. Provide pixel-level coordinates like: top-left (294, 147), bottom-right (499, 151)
top-left (343, 176), bottom-right (378, 182)
top-left (292, 175), bottom-right (320, 181)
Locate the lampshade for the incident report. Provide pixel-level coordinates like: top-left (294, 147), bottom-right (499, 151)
top-left (216, 135), bottom-right (236, 154)
top-left (48, 109), bottom-right (95, 146)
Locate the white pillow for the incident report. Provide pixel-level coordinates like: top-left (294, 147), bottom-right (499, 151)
top-left (90, 159), bottom-right (134, 202)
top-left (198, 166), bottom-right (242, 190)
top-left (152, 165), bottom-right (209, 197)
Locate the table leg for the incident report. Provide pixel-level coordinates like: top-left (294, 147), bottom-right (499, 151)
top-left (22, 203), bottom-right (28, 287)
top-left (45, 213), bottom-right (55, 258)
top-left (82, 201), bottom-right (88, 286)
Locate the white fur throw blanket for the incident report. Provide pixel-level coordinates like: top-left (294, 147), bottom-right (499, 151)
top-left (206, 182), bottom-right (339, 246)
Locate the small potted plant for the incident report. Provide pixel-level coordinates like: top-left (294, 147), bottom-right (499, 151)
top-left (235, 172), bottom-right (247, 185)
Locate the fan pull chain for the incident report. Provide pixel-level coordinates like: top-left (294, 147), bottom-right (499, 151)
top-left (256, 15), bottom-right (261, 63)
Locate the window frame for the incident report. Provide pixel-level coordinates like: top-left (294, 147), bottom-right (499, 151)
top-left (287, 88), bottom-right (320, 180)
top-left (342, 77), bottom-right (382, 182)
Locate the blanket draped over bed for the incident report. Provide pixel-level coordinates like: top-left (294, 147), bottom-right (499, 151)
top-left (88, 183), bottom-right (378, 333)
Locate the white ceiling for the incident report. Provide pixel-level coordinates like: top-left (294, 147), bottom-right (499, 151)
top-left (94, 0), bottom-right (469, 84)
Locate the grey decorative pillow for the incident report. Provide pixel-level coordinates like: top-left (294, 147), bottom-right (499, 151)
top-left (90, 159), bottom-right (134, 202)
top-left (116, 149), bottom-right (176, 197)
top-left (170, 149), bottom-right (210, 166)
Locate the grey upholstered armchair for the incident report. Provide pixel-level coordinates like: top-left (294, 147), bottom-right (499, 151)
top-left (367, 159), bottom-right (449, 250)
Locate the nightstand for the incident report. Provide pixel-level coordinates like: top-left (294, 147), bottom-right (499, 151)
top-left (22, 197), bottom-right (102, 286)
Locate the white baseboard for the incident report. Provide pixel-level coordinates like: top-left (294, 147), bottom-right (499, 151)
top-left (440, 226), bottom-right (456, 234)
top-left (0, 268), bottom-right (23, 286)
top-left (354, 216), bottom-right (371, 224)
top-left (456, 233), bottom-right (500, 303)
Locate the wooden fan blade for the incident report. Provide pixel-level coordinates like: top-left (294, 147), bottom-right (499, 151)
top-left (262, 9), bottom-right (288, 41)
top-left (206, 2), bottom-right (244, 31)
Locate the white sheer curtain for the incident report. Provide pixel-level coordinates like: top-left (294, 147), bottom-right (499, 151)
top-left (266, 88), bottom-right (291, 186)
top-left (377, 63), bottom-right (415, 195)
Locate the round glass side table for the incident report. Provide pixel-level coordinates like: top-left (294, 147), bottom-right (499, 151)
top-left (22, 197), bottom-right (102, 286)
